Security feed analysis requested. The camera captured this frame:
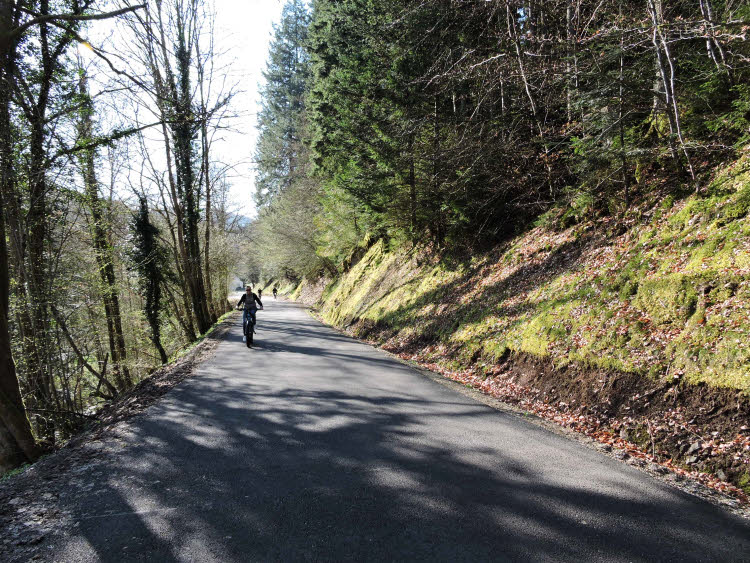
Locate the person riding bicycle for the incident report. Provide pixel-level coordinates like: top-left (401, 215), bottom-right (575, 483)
top-left (272, 286), bottom-right (278, 299)
top-left (237, 286), bottom-right (263, 342)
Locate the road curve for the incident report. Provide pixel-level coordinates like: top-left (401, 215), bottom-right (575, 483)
top-left (44, 300), bottom-right (749, 562)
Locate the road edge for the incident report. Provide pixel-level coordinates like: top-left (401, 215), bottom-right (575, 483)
top-left (304, 305), bottom-right (750, 521)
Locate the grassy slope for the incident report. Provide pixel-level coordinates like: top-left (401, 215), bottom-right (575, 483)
top-left (316, 155), bottom-right (750, 393)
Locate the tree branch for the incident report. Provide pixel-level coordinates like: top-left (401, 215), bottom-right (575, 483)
top-left (11, 5), bottom-right (145, 42)
top-left (49, 305), bottom-right (119, 399)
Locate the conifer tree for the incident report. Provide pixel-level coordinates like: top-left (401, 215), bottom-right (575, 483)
top-left (130, 197), bottom-right (169, 365)
top-left (254, 0), bottom-right (311, 208)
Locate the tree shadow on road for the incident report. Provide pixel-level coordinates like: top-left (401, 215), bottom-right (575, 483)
top-left (46, 366), bottom-right (750, 562)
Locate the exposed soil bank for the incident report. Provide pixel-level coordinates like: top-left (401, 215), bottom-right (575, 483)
top-left (358, 315), bottom-right (750, 497)
top-left (506, 352), bottom-right (749, 477)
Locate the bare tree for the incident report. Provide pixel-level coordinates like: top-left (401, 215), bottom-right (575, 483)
top-left (125, 0), bottom-right (232, 334)
top-left (0, 0), bottom-right (144, 470)
top-left (76, 66), bottom-right (131, 391)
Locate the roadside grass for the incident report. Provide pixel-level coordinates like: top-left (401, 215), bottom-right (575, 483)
top-left (278, 281), bottom-right (298, 296)
top-left (1, 463), bottom-right (31, 481)
top-left (290, 282), bottom-right (304, 301)
top-left (315, 154), bottom-right (750, 393)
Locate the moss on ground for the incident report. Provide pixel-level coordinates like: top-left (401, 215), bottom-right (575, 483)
top-left (311, 155), bottom-right (750, 393)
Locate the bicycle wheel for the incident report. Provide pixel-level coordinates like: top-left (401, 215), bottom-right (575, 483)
top-left (241, 316), bottom-right (248, 347)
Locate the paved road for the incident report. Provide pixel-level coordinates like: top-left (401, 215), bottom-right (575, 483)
top-left (45, 301), bottom-right (749, 562)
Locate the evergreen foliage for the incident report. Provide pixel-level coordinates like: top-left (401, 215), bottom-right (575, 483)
top-left (254, 0), bottom-right (311, 208)
top-left (252, 0), bottom-right (331, 280)
top-left (129, 197), bottom-right (169, 365)
top-left (253, 0), bottom-right (750, 282)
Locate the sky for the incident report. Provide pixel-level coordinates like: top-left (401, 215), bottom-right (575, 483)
top-left (82, 0), bottom-right (286, 218)
top-left (211, 0), bottom-right (286, 216)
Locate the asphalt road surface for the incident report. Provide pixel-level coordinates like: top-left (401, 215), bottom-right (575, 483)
top-left (45, 300), bottom-right (750, 562)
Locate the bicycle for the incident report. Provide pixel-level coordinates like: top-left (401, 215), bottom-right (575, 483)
top-left (239, 306), bottom-right (262, 347)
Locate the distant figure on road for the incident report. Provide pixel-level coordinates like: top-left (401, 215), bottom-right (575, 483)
top-left (273, 286), bottom-right (278, 299)
top-left (237, 286), bottom-right (263, 343)
top-left (258, 288), bottom-right (263, 300)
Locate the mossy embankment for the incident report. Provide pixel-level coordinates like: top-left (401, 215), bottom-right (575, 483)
top-left (294, 156), bottom-right (750, 492)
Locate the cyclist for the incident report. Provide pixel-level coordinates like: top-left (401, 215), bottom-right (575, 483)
top-left (272, 286), bottom-right (278, 299)
top-left (237, 286), bottom-right (263, 343)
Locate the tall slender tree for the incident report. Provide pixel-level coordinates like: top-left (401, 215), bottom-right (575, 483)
top-left (254, 0), bottom-right (311, 208)
top-left (76, 68), bottom-right (131, 391)
top-left (0, 0), bottom-right (144, 469)
top-left (0, 0), bottom-right (41, 470)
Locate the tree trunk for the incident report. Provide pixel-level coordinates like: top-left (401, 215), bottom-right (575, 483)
top-left (432, 96), bottom-right (443, 246)
top-left (164, 284), bottom-right (196, 344)
top-left (77, 71), bottom-right (131, 392)
top-left (200, 116), bottom-right (217, 323)
top-left (619, 1), bottom-right (630, 208)
top-left (196, 38), bottom-right (218, 324)
top-left (506, 2), bottom-right (554, 196)
top-left (174, 16), bottom-right (212, 334)
top-left (25, 3), bottom-right (54, 438)
top-left (150, 2), bottom-right (212, 335)
top-left (132, 196), bottom-right (169, 364)
top-left (566, 3), bottom-right (573, 123)
top-left (0, 2), bottom-right (41, 470)
top-left (408, 134), bottom-right (416, 239)
top-left (699, 0), bottom-right (729, 81)
top-left (648, 0), bottom-right (696, 183)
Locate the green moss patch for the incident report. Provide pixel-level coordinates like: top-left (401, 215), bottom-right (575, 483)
top-left (309, 155), bottom-right (750, 393)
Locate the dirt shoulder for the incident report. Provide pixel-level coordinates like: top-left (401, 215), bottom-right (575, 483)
top-left (0, 313), bottom-right (236, 562)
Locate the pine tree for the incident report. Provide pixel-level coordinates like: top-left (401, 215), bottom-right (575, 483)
top-left (254, 0), bottom-right (311, 208)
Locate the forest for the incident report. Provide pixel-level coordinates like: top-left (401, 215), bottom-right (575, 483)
top-left (2, 0), bottom-right (750, 474)
top-left (0, 0), bottom-right (247, 471)
top-left (253, 0), bottom-right (750, 275)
